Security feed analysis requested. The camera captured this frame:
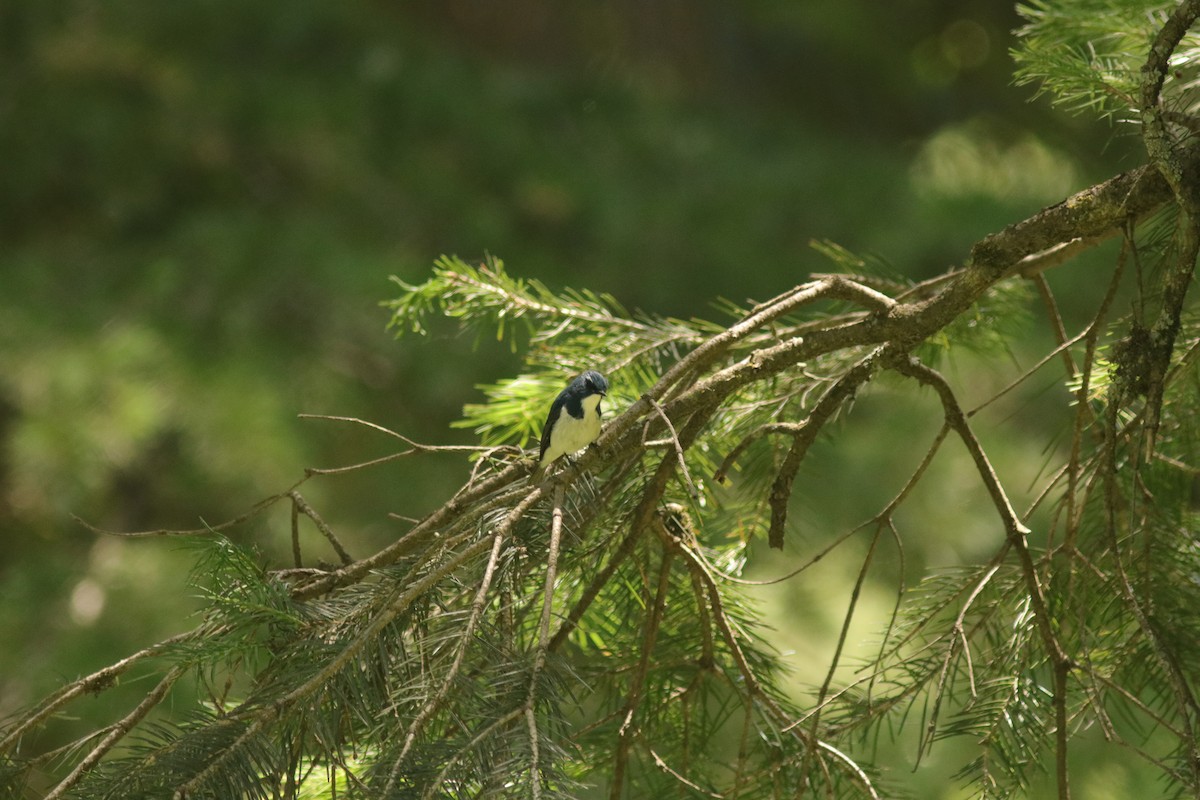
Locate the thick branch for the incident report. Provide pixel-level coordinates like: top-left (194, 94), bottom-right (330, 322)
top-left (969, 148), bottom-right (1195, 272)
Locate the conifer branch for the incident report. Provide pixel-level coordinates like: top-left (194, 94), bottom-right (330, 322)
top-left (889, 354), bottom-right (1076, 799)
top-left (418, 708), bottom-right (526, 800)
top-left (1137, 1), bottom-right (1200, 458)
top-left (917, 561), bottom-right (1003, 766)
top-left (20, 37), bottom-right (1200, 793)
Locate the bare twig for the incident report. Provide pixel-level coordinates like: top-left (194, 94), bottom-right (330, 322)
top-left (645, 394), bottom-right (698, 499)
top-left (1030, 272), bottom-right (1078, 378)
top-left (801, 524), bottom-right (883, 780)
top-left (527, 483), bottom-right (567, 799)
top-left (643, 742), bottom-right (723, 799)
top-left (290, 491), bottom-right (354, 565)
top-left (44, 666), bottom-right (186, 800)
top-left (298, 413), bottom-right (501, 454)
top-left (0, 628), bottom-right (211, 755)
top-left (611, 541), bottom-right (674, 800)
top-left (384, 524), bottom-right (510, 791)
top-left (890, 354), bottom-right (1075, 800)
top-left (766, 348), bottom-right (883, 548)
top-left (72, 477), bottom-right (308, 538)
top-left (888, 357), bottom-right (1032, 538)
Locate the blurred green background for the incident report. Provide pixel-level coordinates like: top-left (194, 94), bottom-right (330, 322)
top-left (0, 1), bottom-right (1148, 796)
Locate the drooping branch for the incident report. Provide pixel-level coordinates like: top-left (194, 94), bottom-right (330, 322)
top-left (888, 354), bottom-right (1076, 800)
top-left (765, 349), bottom-right (882, 548)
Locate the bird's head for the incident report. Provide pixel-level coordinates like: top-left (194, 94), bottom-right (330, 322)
top-left (579, 370), bottom-right (608, 398)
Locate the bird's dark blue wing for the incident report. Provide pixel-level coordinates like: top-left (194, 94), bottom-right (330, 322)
top-left (539, 393), bottom-right (566, 460)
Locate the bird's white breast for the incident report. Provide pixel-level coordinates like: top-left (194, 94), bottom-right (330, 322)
top-left (543, 393), bottom-right (603, 463)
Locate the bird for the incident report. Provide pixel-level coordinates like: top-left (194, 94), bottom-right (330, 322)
top-left (532, 370), bottom-right (609, 481)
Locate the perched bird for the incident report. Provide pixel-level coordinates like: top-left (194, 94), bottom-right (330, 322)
top-left (533, 370), bottom-right (609, 480)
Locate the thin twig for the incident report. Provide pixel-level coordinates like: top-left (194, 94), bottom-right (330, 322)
top-left (290, 491), bottom-right (354, 565)
top-left (71, 477), bottom-right (308, 538)
top-left (966, 329), bottom-right (1089, 418)
top-left (43, 666), bottom-right (186, 800)
top-left (0, 628), bottom-right (212, 754)
top-left (384, 525), bottom-right (510, 791)
top-left (527, 483), bottom-right (567, 800)
top-left (298, 413), bottom-right (498, 453)
top-left (1031, 272), bottom-right (1078, 378)
top-left (800, 524), bottom-right (883, 781)
top-left (643, 742), bottom-right (723, 799)
top-left (1066, 234), bottom-right (1129, 543)
top-left (611, 540), bottom-right (674, 800)
top-left (646, 395), bottom-right (698, 499)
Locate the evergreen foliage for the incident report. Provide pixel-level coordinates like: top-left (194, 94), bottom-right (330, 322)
top-left (6, 2), bottom-right (1200, 799)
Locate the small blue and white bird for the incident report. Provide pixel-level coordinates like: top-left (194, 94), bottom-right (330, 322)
top-left (532, 370), bottom-right (609, 480)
